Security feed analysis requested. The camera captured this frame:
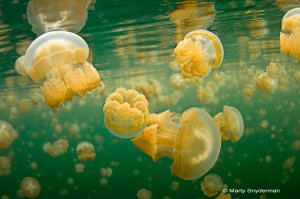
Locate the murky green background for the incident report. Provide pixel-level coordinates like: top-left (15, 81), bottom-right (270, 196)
top-left (0, 0), bottom-right (299, 198)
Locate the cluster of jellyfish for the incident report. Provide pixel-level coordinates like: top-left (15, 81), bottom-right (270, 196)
top-left (103, 86), bottom-right (244, 180)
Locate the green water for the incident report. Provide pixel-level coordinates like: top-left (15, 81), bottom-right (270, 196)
top-left (0, 0), bottom-right (300, 198)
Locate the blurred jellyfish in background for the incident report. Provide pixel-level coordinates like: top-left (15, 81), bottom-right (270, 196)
top-left (256, 62), bottom-right (280, 93)
top-left (169, 0), bottom-right (216, 42)
top-left (103, 88), bottom-right (149, 139)
top-left (137, 188), bottom-right (152, 199)
top-left (132, 107), bottom-right (221, 180)
top-left (0, 156), bottom-right (11, 176)
top-left (22, 31), bottom-right (100, 108)
top-left (213, 105), bottom-right (244, 143)
top-left (76, 141), bottom-right (96, 162)
top-left (173, 29), bottom-right (224, 78)
top-left (200, 174), bottom-right (224, 197)
top-left (42, 138), bottom-right (69, 158)
top-left (27, 0), bottom-right (96, 35)
top-left (19, 177), bottom-right (41, 198)
top-left (0, 120), bottom-right (18, 149)
top-left (280, 8), bottom-right (300, 61)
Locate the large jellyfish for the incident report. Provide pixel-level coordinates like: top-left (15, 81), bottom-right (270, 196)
top-left (0, 120), bottom-right (18, 149)
top-left (132, 107), bottom-right (221, 180)
top-left (23, 31), bottom-right (100, 108)
top-left (173, 29), bottom-right (224, 78)
top-left (27, 0), bottom-right (95, 35)
top-left (280, 8), bottom-right (300, 61)
top-left (103, 88), bottom-right (149, 139)
top-left (213, 105), bottom-right (244, 142)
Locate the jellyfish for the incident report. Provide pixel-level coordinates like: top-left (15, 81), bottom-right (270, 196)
top-left (200, 174), bottom-right (224, 197)
top-left (15, 56), bottom-right (27, 76)
top-left (0, 156), bottom-right (11, 176)
top-left (256, 62), bottom-right (279, 93)
top-left (213, 105), bottom-right (244, 143)
top-left (76, 141), bottom-right (96, 162)
top-left (132, 107), bottom-right (221, 180)
top-left (280, 8), bottom-right (300, 61)
top-left (23, 31), bottom-right (100, 108)
top-left (103, 87), bottom-right (149, 139)
top-left (20, 177), bottom-right (41, 198)
top-left (173, 29), bottom-right (224, 78)
top-left (27, 0), bottom-right (95, 35)
top-left (137, 188), bottom-right (152, 199)
top-left (0, 120), bottom-right (18, 149)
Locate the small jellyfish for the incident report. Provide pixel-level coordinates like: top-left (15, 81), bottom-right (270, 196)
top-left (0, 120), bottom-right (18, 149)
top-left (27, 0), bottom-right (95, 35)
top-left (76, 141), bottom-right (96, 162)
top-left (200, 174), bottom-right (224, 197)
top-left (20, 177), bottom-right (41, 198)
top-left (103, 87), bottom-right (149, 139)
top-left (137, 188), bottom-right (152, 199)
top-left (0, 156), bottom-right (11, 176)
top-left (256, 63), bottom-right (279, 93)
top-left (280, 8), bottom-right (300, 61)
top-left (74, 163), bottom-right (85, 173)
top-left (213, 105), bottom-right (244, 142)
top-left (23, 31), bottom-right (100, 108)
top-left (173, 29), bottom-right (224, 78)
top-left (132, 107), bottom-right (221, 180)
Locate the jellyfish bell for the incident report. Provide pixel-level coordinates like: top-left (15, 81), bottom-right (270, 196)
top-left (76, 141), bottom-right (96, 162)
top-left (103, 88), bottom-right (149, 139)
top-left (185, 30), bottom-right (224, 69)
top-left (213, 105), bottom-right (244, 142)
top-left (173, 29), bottom-right (224, 78)
top-left (27, 0), bottom-right (95, 35)
top-left (280, 7), bottom-right (300, 61)
top-left (0, 120), bottom-right (18, 149)
top-left (23, 31), bottom-right (100, 108)
top-left (24, 31), bottom-right (89, 80)
top-left (200, 174), bottom-right (224, 197)
top-left (172, 107), bottom-right (221, 180)
top-left (132, 108), bottom-right (221, 180)
top-left (20, 177), bottom-right (41, 198)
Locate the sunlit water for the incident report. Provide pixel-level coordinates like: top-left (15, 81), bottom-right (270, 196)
top-left (0, 0), bottom-right (299, 198)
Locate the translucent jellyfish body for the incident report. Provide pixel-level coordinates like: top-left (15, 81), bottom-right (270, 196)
top-left (20, 177), bottom-right (41, 198)
top-left (103, 88), bottom-right (149, 139)
top-left (43, 139), bottom-right (69, 158)
top-left (280, 8), bottom-right (300, 61)
top-left (76, 141), bottom-right (96, 162)
top-left (132, 108), bottom-right (221, 180)
top-left (0, 156), bottom-right (11, 176)
top-left (213, 105), bottom-right (244, 142)
top-left (0, 120), bottom-right (18, 149)
top-left (200, 174), bottom-right (224, 197)
top-left (27, 0), bottom-right (95, 35)
top-left (24, 31), bottom-right (100, 108)
top-left (173, 29), bottom-right (224, 78)
top-left (256, 63), bottom-right (279, 93)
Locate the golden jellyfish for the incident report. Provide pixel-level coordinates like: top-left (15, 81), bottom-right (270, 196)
top-left (213, 105), bottom-right (244, 143)
top-left (280, 8), bottom-right (300, 61)
top-left (137, 188), bottom-right (152, 199)
top-left (27, 0), bottom-right (95, 35)
top-left (23, 31), bottom-right (100, 108)
top-left (76, 141), bottom-right (96, 162)
top-left (0, 120), bottom-right (18, 149)
top-left (200, 174), bottom-right (224, 197)
top-left (132, 107), bottom-right (221, 180)
top-left (173, 29), bottom-right (224, 78)
top-left (0, 156), bottom-right (11, 176)
top-left (256, 62), bottom-right (279, 93)
top-left (103, 87), bottom-right (149, 138)
top-left (20, 177), bottom-right (41, 198)
top-left (14, 56), bottom-right (27, 76)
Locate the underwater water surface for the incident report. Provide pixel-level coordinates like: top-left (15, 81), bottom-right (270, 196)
top-left (0, 0), bottom-right (300, 199)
